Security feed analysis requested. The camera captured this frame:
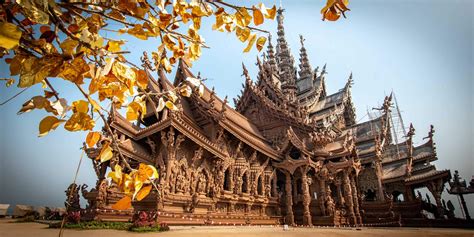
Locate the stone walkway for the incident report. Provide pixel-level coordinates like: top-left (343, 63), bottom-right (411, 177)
top-left (1, 219), bottom-right (473, 237)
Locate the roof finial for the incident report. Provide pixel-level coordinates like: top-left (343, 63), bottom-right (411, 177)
top-left (242, 62), bottom-right (252, 86)
top-left (321, 63), bottom-right (327, 75)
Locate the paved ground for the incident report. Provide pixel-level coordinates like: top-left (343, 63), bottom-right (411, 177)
top-left (1, 219), bottom-right (473, 237)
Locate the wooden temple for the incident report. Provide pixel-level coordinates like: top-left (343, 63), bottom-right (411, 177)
top-left (81, 9), bottom-right (454, 226)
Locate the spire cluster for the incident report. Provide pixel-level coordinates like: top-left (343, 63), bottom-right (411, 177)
top-left (275, 8), bottom-right (297, 102)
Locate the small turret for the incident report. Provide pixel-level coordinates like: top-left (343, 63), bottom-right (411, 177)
top-left (298, 35), bottom-right (313, 79)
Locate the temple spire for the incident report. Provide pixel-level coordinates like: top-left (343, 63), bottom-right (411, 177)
top-left (298, 35), bottom-right (312, 79)
top-left (276, 7), bottom-right (297, 102)
top-left (266, 34), bottom-right (279, 73)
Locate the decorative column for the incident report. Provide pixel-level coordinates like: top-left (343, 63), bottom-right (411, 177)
top-left (343, 171), bottom-right (357, 225)
top-left (350, 174), bottom-right (362, 224)
top-left (301, 167), bottom-right (312, 226)
top-left (318, 178), bottom-right (327, 216)
top-left (229, 167), bottom-right (235, 193)
top-left (427, 179), bottom-right (445, 218)
top-left (284, 172), bottom-right (294, 225)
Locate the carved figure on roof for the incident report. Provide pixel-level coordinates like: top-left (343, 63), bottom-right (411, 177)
top-left (372, 93), bottom-right (393, 113)
top-left (423, 124), bottom-right (435, 140)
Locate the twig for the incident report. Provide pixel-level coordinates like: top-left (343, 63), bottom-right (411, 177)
top-left (44, 79), bottom-right (60, 100)
top-left (0, 88), bottom-right (29, 106)
top-left (75, 83), bottom-right (133, 171)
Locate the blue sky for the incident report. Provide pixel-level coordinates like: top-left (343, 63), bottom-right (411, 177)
top-left (0, 0), bottom-right (472, 217)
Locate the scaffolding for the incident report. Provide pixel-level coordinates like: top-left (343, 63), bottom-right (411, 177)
top-left (388, 92), bottom-right (408, 160)
top-left (366, 91), bottom-right (408, 161)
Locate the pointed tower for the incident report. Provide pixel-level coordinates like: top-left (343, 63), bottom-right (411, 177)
top-left (298, 35), bottom-right (312, 79)
top-left (276, 8), bottom-right (297, 102)
top-left (295, 35), bottom-right (314, 95)
top-left (266, 34), bottom-right (279, 73)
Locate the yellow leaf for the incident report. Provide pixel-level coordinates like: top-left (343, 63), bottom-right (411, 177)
top-left (157, 97), bottom-right (165, 112)
top-left (256, 36), bottom-right (267, 51)
top-left (235, 26), bottom-right (251, 42)
top-left (264, 5), bottom-right (277, 19)
top-left (8, 54), bottom-right (26, 76)
top-left (50, 98), bottom-right (68, 117)
top-left (198, 84), bottom-right (204, 97)
top-left (122, 173), bottom-right (134, 195)
top-left (168, 91), bottom-right (178, 102)
top-left (133, 179), bottom-right (143, 200)
top-left (108, 10), bottom-right (126, 21)
top-left (135, 185), bottom-right (152, 201)
top-left (98, 142), bottom-right (113, 162)
top-left (134, 69), bottom-right (148, 89)
top-left (180, 85), bottom-right (192, 97)
top-left (64, 112), bottom-right (95, 131)
top-left (20, 1), bottom-right (49, 24)
top-left (0, 22), bottom-right (22, 50)
top-left (112, 195), bottom-right (132, 210)
top-left (112, 61), bottom-right (136, 83)
top-left (252, 7), bottom-right (264, 26)
top-left (107, 40), bottom-right (124, 53)
top-left (235, 7), bottom-right (252, 27)
top-left (243, 33), bottom-right (257, 53)
top-left (38, 116), bottom-right (65, 137)
top-left (185, 77), bottom-right (201, 87)
top-left (18, 96), bottom-right (51, 114)
top-left (137, 163), bottom-right (159, 182)
top-left (160, 57), bottom-right (172, 73)
top-left (162, 34), bottom-right (175, 50)
top-left (107, 164), bottom-right (123, 184)
top-left (165, 101), bottom-right (178, 111)
top-left (127, 24), bottom-right (148, 40)
top-left (18, 56), bottom-right (62, 88)
top-left (59, 38), bottom-right (79, 56)
top-left (86, 131), bottom-right (101, 148)
top-left (188, 43), bottom-right (201, 61)
top-left (58, 56), bottom-right (89, 84)
top-left (126, 98), bottom-right (146, 121)
top-left (72, 100), bottom-right (89, 114)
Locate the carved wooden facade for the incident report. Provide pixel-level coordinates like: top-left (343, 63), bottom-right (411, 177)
top-left (82, 8), bottom-right (452, 226)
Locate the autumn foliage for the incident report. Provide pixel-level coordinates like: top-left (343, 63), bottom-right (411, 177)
top-left (0, 0), bottom-right (349, 210)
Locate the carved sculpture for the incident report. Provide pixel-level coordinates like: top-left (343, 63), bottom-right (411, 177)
top-left (65, 183), bottom-right (80, 212)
